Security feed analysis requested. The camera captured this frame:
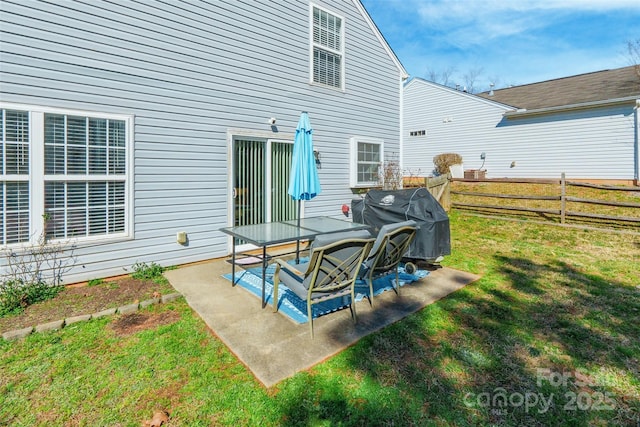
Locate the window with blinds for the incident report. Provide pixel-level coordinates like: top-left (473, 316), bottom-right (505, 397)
top-left (312, 5), bottom-right (344, 89)
top-left (1, 109), bottom-right (30, 244)
top-left (0, 104), bottom-right (131, 245)
top-left (44, 114), bottom-right (127, 240)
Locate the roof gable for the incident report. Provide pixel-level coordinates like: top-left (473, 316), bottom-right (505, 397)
top-left (405, 77), bottom-right (513, 110)
top-left (354, 0), bottom-right (408, 79)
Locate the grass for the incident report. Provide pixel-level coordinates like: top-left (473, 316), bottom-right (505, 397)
top-left (1, 212), bottom-right (639, 426)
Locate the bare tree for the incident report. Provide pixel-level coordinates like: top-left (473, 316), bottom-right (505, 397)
top-left (424, 66), bottom-right (457, 87)
top-left (426, 68), bottom-right (439, 82)
top-left (425, 65), bottom-right (507, 94)
top-left (440, 66), bottom-right (457, 87)
top-left (628, 38), bottom-right (640, 79)
top-left (463, 67), bottom-right (484, 93)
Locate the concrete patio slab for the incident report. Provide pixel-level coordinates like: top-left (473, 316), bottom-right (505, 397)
top-left (164, 259), bottom-right (480, 388)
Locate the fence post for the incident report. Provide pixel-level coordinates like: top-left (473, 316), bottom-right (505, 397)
top-left (442, 175), bottom-right (451, 211)
top-left (560, 172), bottom-right (566, 224)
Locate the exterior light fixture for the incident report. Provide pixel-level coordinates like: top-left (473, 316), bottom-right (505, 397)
top-left (313, 149), bottom-right (321, 168)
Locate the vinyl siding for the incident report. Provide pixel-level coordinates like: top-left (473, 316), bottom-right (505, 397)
top-left (403, 79), bottom-right (510, 176)
top-left (403, 78), bottom-right (638, 180)
top-left (0, 0), bottom-right (403, 283)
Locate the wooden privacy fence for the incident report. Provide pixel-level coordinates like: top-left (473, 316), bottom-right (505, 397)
top-left (404, 174), bottom-right (451, 211)
top-left (450, 173), bottom-right (640, 231)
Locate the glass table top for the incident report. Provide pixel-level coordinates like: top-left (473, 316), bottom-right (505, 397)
top-left (220, 216), bottom-right (370, 246)
top-left (280, 216), bottom-right (370, 234)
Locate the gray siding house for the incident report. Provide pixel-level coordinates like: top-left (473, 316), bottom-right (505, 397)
top-left (404, 67), bottom-right (640, 184)
top-left (0, 0), bottom-right (407, 283)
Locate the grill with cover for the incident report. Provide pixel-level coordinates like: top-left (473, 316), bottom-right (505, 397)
top-left (351, 187), bottom-right (451, 262)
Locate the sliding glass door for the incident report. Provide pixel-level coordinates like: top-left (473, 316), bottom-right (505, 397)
top-left (232, 138), bottom-right (296, 231)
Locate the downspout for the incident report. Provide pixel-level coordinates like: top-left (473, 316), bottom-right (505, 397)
top-left (399, 74), bottom-right (405, 187)
top-left (635, 99), bottom-right (639, 185)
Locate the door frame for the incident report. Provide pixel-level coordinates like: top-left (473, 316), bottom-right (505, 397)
top-left (225, 128), bottom-right (295, 253)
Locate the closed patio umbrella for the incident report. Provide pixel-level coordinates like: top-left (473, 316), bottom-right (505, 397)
top-left (288, 111), bottom-right (321, 262)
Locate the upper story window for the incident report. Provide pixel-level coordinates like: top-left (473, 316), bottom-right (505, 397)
top-left (350, 137), bottom-right (383, 187)
top-left (0, 104), bottom-right (132, 246)
top-left (311, 4), bottom-right (344, 90)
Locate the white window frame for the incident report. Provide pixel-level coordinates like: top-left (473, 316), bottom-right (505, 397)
top-left (0, 102), bottom-right (134, 246)
top-left (309, 3), bottom-right (345, 91)
top-left (349, 136), bottom-right (384, 188)
top-left (0, 109), bottom-right (30, 245)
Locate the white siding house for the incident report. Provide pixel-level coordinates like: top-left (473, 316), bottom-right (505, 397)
top-left (0, 0), bottom-right (407, 283)
top-left (403, 68), bottom-right (640, 183)
top-left (403, 78), bottom-right (511, 176)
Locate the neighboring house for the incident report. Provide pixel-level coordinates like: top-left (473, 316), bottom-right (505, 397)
top-left (403, 78), bottom-right (512, 177)
top-left (403, 66), bottom-right (640, 184)
top-left (0, 0), bottom-right (407, 283)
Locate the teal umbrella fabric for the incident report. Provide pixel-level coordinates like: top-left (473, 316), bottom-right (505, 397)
top-left (288, 112), bottom-right (321, 201)
top-left (288, 112), bottom-right (321, 263)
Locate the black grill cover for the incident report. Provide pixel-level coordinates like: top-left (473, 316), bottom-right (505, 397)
top-left (351, 188), bottom-right (451, 260)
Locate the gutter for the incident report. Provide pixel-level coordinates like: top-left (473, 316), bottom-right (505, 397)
top-left (503, 95), bottom-right (640, 118)
top-left (635, 99), bottom-right (639, 183)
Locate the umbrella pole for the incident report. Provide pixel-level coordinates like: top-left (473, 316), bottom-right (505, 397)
top-left (295, 199), bottom-right (301, 264)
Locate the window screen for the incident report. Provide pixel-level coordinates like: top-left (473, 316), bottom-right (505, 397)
top-left (357, 142), bottom-right (381, 184)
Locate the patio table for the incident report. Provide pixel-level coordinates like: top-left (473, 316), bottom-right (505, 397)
top-left (219, 216), bottom-right (370, 308)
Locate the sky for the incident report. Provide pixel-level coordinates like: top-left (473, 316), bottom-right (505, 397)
top-left (360, 0), bottom-right (640, 92)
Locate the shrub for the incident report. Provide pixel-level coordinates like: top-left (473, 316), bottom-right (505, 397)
top-left (433, 153), bottom-right (463, 175)
top-left (0, 279), bottom-right (62, 317)
top-left (0, 228), bottom-right (75, 318)
top-left (379, 157), bottom-right (403, 190)
top-left (131, 261), bottom-right (167, 284)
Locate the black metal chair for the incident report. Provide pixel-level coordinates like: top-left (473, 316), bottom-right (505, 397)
top-left (272, 233), bottom-right (374, 337)
top-left (359, 220), bottom-right (417, 306)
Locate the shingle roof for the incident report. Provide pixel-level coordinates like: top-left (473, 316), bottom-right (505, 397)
top-left (477, 65), bottom-right (640, 110)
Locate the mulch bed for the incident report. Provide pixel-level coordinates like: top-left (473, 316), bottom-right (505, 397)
top-left (0, 278), bottom-right (170, 334)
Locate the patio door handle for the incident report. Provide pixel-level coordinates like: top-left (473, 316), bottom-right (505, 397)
top-left (232, 188), bottom-right (237, 199)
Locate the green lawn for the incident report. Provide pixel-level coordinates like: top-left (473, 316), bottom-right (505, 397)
top-left (1, 212), bottom-right (639, 426)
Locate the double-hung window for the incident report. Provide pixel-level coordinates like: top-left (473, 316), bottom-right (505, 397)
top-left (0, 104), bottom-right (132, 246)
top-left (311, 4), bottom-right (345, 90)
top-left (350, 137), bottom-right (383, 188)
top-left (1, 110), bottom-right (30, 244)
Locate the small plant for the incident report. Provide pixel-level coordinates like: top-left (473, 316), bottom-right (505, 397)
top-left (378, 152), bottom-right (416, 190)
top-left (433, 153), bottom-right (463, 175)
top-left (131, 261), bottom-right (167, 284)
top-left (378, 158), bottom-right (403, 190)
top-left (0, 223), bottom-right (76, 317)
top-left (0, 279), bottom-right (62, 317)
top-left (87, 278), bottom-right (105, 287)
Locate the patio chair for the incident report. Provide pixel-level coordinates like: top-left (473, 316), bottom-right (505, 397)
top-left (359, 220), bottom-right (417, 306)
top-left (272, 231), bottom-right (374, 338)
